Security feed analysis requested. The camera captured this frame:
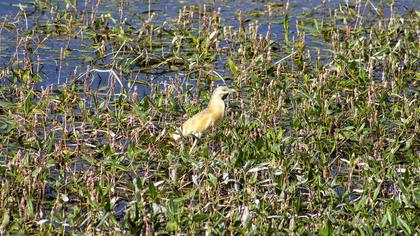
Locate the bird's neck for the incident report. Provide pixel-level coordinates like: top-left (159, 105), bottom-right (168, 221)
top-left (208, 96), bottom-right (225, 115)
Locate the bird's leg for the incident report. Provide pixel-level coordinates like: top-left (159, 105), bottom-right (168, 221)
top-left (180, 140), bottom-right (185, 153)
top-left (210, 126), bottom-right (218, 154)
top-left (189, 138), bottom-right (198, 155)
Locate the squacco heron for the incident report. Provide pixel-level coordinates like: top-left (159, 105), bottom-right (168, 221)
top-left (173, 86), bottom-right (237, 141)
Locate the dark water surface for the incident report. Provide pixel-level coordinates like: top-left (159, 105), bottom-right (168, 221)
top-left (0, 0), bottom-right (417, 88)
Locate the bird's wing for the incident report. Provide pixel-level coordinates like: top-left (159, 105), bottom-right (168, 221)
top-left (182, 108), bottom-right (214, 135)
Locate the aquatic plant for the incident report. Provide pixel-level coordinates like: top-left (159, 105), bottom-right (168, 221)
top-left (0, 0), bottom-right (418, 234)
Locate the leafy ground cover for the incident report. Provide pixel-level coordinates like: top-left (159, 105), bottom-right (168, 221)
top-left (0, 0), bottom-right (418, 234)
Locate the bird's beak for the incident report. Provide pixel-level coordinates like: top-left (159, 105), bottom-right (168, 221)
top-left (228, 89), bottom-right (237, 93)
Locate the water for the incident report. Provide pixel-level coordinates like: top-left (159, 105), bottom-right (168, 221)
top-left (0, 0), bottom-right (418, 87)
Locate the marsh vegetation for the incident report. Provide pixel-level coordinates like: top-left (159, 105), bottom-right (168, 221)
top-left (0, 0), bottom-right (418, 234)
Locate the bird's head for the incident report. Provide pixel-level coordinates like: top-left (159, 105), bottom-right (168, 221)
top-left (211, 86), bottom-right (237, 99)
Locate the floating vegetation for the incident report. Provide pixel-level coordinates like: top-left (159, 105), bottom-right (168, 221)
top-left (0, 0), bottom-right (419, 234)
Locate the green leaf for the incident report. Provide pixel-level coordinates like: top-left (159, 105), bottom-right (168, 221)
top-left (397, 217), bottom-right (411, 234)
top-left (193, 214), bottom-right (208, 222)
top-left (148, 182), bottom-right (157, 202)
top-left (227, 58), bottom-right (238, 78)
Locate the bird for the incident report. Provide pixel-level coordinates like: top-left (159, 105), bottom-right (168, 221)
top-left (172, 86), bottom-right (237, 141)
